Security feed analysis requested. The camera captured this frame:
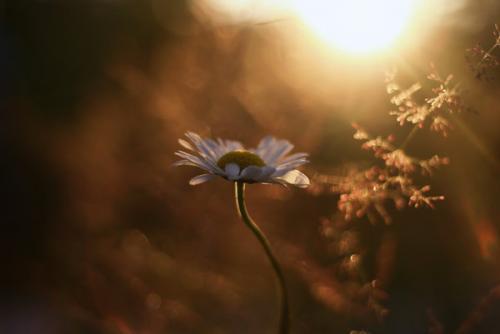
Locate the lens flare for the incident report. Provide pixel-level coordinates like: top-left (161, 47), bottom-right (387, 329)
top-left (293, 0), bottom-right (416, 54)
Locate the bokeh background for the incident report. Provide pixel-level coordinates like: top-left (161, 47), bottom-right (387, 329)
top-left (1, 1), bottom-right (500, 333)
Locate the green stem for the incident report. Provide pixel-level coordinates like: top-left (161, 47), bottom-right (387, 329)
top-left (234, 181), bottom-right (289, 334)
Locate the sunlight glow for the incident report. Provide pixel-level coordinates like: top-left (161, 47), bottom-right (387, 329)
top-left (293, 0), bottom-right (417, 54)
top-left (194, 0), bottom-right (288, 23)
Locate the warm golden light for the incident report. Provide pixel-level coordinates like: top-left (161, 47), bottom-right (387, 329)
top-left (193, 0), bottom-right (288, 24)
top-left (293, 0), bottom-right (416, 54)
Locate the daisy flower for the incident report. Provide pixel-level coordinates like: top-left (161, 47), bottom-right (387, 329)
top-left (174, 131), bottom-right (309, 334)
top-left (174, 132), bottom-right (310, 188)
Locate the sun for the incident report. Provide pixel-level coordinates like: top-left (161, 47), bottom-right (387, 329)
top-left (293, 0), bottom-right (417, 54)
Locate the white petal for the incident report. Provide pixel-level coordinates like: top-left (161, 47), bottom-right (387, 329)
top-left (255, 166), bottom-right (276, 181)
top-left (240, 166), bottom-right (263, 181)
top-left (175, 151), bottom-right (214, 172)
top-left (254, 136), bottom-right (275, 159)
top-left (273, 158), bottom-right (309, 174)
top-left (224, 163), bottom-right (240, 181)
top-left (185, 132), bottom-right (218, 162)
top-left (189, 174), bottom-right (216, 186)
top-left (255, 136), bottom-right (274, 154)
top-left (266, 140), bottom-right (294, 165)
top-left (178, 138), bottom-right (194, 151)
top-left (275, 170), bottom-right (310, 188)
top-left (257, 136), bottom-right (274, 150)
top-left (225, 140), bottom-right (244, 152)
top-left (216, 139), bottom-right (244, 157)
top-left (173, 159), bottom-right (197, 167)
top-left (204, 138), bottom-right (225, 158)
top-left (255, 138), bottom-right (294, 165)
top-left (279, 152), bottom-right (308, 164)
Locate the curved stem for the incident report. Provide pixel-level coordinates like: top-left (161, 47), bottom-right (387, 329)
top-left (234, 181), bottom-right (289, 334)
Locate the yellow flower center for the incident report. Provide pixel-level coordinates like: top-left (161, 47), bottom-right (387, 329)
top-left (217, 150), bottom-right (265, 170)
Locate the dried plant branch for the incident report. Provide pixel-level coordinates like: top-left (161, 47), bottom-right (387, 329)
top-left (466, 24), bottom-right (500, 80)
top-left (386, 65), bottom-right (468, 137)
top-left (310, 121), bottom-right (448, 224)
